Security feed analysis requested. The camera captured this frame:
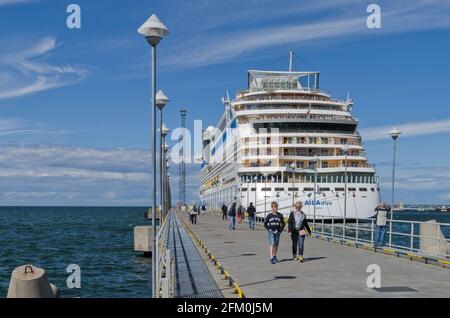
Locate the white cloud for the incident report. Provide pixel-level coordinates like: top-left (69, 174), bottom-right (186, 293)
top-left (0, 144), bottom-right (201, 205)
top-left (361, 118), bottom-right (450, 141)
top-left (162, 0), bottom-right (450, 68)
top-left (0, 37), bottom-right (88, 100)
top-left (0, 0), bottom-right (36, 6)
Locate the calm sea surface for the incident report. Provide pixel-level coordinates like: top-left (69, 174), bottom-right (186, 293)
top-left (0, 207), bottom-right (151, 298)
top-left (0, 207), bottom-right (448, 298)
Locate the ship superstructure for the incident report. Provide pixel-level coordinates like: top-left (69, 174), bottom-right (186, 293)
top-left (199, 54), bottom-right (380, 219)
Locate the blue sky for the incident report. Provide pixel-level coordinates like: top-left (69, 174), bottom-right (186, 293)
top-left (0, 0), bottom-right (449, 206)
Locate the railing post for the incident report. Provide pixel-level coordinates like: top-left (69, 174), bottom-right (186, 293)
top-left (437, 224), bottom-right (441, 258)
top-left (321, 217), bottom-right (324, 236)
top-left (331, 216), bottom-right (334, 237)
top-left (389, 220), bottom-right (393, 247)
top-left (155, 237), bottom-right (159, 298)
top-left (356, 218), bottom-right (359, 242)
top-left (410, 222), bottom-right (414, 252)
top-left (371, 220), bottom-right (374, 244)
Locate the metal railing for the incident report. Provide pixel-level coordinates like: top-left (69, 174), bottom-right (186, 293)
top-left (210, 205), bottom-right (450, 263)
top-left (155, 210), bottom-right (174, 298)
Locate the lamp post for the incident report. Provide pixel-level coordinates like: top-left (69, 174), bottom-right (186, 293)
top-left (162, 140), bottom-right (170, 221)
top-left (165, 159), bottom-right (170, 216)
top-left (342, 144), bottom-right (350, 238)
top-left (311, 156), bottom-right (319, 231)
top-left (247, 177), bottom-right (250, 208)
top-left (138, 13), bottom-right (169, 298)
top-left (157, 91), bottom-right (169, 221)
top-left (254, 176), bottom-right (258, 213)
top-left (167, 172), bottom-right (171, 213)
top-left (263, 172), bottom-right (268, 213)
top-left (287, 163), bottom-right (296, 206)
top-left (389, 127), bottom-right (402, 246)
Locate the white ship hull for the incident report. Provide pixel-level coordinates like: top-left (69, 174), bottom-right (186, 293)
top-left (202, 182), bottom-right (380, 219)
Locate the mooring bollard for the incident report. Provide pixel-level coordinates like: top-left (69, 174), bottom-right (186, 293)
top-left (7, 265), bottom-right (59, 298)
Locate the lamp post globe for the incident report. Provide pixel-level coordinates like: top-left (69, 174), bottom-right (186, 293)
top-left (161, 124), bottom-right (170, 138)
top-left (156, 90), bottom-right (170, 111)
top-left (390, 127), bottom-right (402, 141)
top-left (138, 14), bottom-right (169, 47)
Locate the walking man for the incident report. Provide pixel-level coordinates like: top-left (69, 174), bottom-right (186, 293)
top-left (288, 201), bottom-right (312, 262)
top-left (264, 202), bottom-right (285, 264)
top-left (247, 202), bottom-right (256, 230)
top-left (221, 203), bottom-right (228, 220)
top-left (374, 203), bottom-right (391, 247)
top-left (228, 202), bottom-right (237, 230)
top-left (190, 203), bottom-right (198, 225)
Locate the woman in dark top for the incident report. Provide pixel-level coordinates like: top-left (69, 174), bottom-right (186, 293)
top-left (287, 201), bottom-right (312, 262)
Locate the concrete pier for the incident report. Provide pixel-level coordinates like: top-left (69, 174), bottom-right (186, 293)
top-left (176, 211), bottom-right (450, 298)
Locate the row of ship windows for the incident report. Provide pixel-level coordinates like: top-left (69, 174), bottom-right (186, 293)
top-left (240, 187), bottom-right (379, 192)
top-left (244, 137), bottom-right (356, 145)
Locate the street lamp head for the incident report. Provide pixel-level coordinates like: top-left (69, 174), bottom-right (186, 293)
top-left (390, 127), bottom-right (402, 141)
top-left (161, 124), bottom-right (170, 137)
top-left (163, 142), bottom-right (170, 152)
top-left (341, 144), bottom-right (350, 155)
top-left (156, 90), bottom-right (170, 110)
top-left (138, 14), bottom-right (169, 46)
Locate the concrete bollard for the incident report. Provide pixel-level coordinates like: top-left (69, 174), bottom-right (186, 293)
top-left (145, 207), bottom-right (160, 221)
top-left (7, 265), bottom-right (59, 298)
top-left (134, 226), bottom-right (155, 256)
top-left (420, 220), bottom-right (450, 258)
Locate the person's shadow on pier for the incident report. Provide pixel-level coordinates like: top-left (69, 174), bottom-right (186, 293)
top-left (277, 256), bottom-right (326, 263)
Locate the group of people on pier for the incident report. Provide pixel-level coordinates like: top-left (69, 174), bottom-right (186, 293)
top-left (220, 198), bottom-right (391, 264)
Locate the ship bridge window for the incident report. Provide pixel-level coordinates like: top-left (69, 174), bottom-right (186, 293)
top-left (348, 188), bottom-right (357, 192)
top-left (359, 188), bottom-right (368, 192)
top-left (335, 188), bottom-right (345, 192)
top-left (303, 188), bottom-right (314, 192)
top-left (242, 188), bottom-right (248, 192)
top-left (371, 188), bottom-right (375, 192)
top-left (251, 188), bottom-right (256, 192)
top-left (262, 188), bottom-right (272, 192)
top-left (275, 187), bottom-right (285, 192)
top-left (288, 187), bottom-right (299, 192)
top-left (319, 188), bottom-right (330, 192)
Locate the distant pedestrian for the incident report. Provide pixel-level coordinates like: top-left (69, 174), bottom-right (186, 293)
top-left (228, 202), bottom-right (237, 230)
top-left (288, 201), bottom-right (312, 262)
top-left (264, 202), bottom-right (285, 264)
top-left (190, 203), bottom-right (199, 225)
top-left (374, 203), bottom-right (390, 247)
top-left (221, 203), bottom-right (228, 220)
top-left (247, 202), bottom-right (256, 230)
top-left (237, 205), bottom-right (245, 224)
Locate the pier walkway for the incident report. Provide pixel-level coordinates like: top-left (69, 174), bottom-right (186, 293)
top-left (177, 211), bottom-right (450, 298)
top-left (167, 213), bottom-right (223, 298)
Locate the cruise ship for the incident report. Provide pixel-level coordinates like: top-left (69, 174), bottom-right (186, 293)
top-left (199, 53), bottom-right (380, 219)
